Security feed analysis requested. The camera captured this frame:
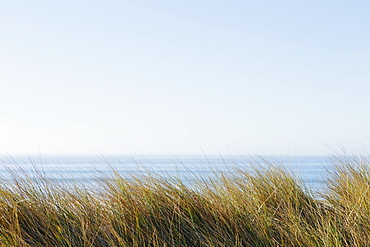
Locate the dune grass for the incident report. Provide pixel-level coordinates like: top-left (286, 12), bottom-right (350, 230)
top-left (0, 157), bottom-right (369, 246)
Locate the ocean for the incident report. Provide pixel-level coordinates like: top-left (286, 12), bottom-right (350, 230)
top-left (0, 155), bottom-right (343, 193)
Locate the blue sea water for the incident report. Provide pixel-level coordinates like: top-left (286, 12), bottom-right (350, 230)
top-left (0, 155), bottom-right (340, 193)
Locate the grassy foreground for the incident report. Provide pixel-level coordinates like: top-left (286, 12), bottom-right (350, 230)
top-left (0, 158), bottom-right (370, 246)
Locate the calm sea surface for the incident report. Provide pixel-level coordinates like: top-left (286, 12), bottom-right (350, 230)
top-left (0, 155), bottom-right (343, 192)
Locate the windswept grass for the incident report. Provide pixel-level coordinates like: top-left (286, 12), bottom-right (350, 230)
top-left (0, 157), bottom-right (369, 246)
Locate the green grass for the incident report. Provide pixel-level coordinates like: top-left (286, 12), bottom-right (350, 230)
top-left (0, 157), bottom-right (370, 246)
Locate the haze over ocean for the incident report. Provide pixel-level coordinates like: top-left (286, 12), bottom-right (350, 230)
top-left (0, 154), bottom-right (338, 193)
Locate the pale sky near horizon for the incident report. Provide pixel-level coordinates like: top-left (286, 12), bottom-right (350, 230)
top-left (1, 1), bottom-right (370, 155)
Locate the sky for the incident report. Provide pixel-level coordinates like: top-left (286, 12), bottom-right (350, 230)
top-left (1, 1), bottom-right (370, 155)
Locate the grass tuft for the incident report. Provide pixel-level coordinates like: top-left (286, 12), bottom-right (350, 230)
top-left (0, 158), bottom-right (369, 246)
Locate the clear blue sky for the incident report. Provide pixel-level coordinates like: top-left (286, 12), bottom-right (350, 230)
top-left (1, 1), bottom-right (370, 155)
